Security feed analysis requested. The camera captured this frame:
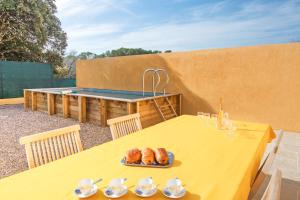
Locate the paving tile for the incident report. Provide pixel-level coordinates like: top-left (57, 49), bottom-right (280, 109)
top-left (277, 149), bottom-right (299, 160)
top-left (273, 156), bottom-right (298, 171)
top-left (280, 143), bottom-right (300, 154)
top-left (281, 178), bottom-right (299, 200)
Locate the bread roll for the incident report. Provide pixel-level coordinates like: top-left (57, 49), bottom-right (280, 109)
top-left (154, 148), bottom-right (169, 165)
top-left (125, 148), bottom-right (141, 164)
top-left (141, 148), bottom-right (155, 165)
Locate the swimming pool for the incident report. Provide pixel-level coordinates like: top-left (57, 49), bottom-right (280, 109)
top-left (72, 88), bottom-right (165, 100)
top-left (24, 87), bottom-right (181, 128)
top-left (26, 87), bottom-right (168, 102)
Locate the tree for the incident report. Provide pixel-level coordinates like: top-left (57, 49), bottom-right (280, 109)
top-left (78, 52), bottom-right (97, 59)
top-left (96, 47), bottom-right (162, 58)
top-left (0, 0), bottom-right (67, 67)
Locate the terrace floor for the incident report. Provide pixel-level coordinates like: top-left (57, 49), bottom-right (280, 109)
top-left (0, 104), bottom-right (111, 178)
top-left (0, 104), bottom-right (299, 199)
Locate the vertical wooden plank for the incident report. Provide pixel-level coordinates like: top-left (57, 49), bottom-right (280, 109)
top-left (53, 137), bottom-right (61, 159)
top-left (40, 140), bottom-right (48, 163)
top-left (136, 101), bottom-right (140, 113)
top-left (100, 99), bottom-right (107, 127)
top-left (74, 132), bottom-right (83, 152)
top-left (47, 138), bottom-right (55, 161)
top-left (60, 135), bottom-right (67, 156)
top-left (70, 133), bottom-right (78, 153)
top-left (24, 144), bottom-right (35, 169)
top-left (63, 134), bottom-right (71, 156)
top-left (67, 133), bottom-right (74, 154)
top-left (23, 90), bottom-right (30, 109)
top-left (78, 96), bottom-right (87, 123)
top-left (31, 142), bottom-right (39, 167)
top-left (36, 141), bottom-right (43, 166)
top-left (127, 102), bottom-right (133, 114)
top-left (62, 95), bottom-right (69, 118)
top-left (31, 92), bottom-right (37, 111)
top-left (56, 136), bottom-right (64, 158)
top-left (47, 93), bottom-right (55, 115)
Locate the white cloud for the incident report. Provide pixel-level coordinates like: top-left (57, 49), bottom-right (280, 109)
top-left (65, 24), bottom-right (122, 39)
top-left (61, 1), bottom-right (300, 53)
top-left (56, 0), bottom-right (136, 19)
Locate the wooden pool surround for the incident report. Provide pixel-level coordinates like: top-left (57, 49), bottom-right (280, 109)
top-left (23, 88), bottom-right (182, 128)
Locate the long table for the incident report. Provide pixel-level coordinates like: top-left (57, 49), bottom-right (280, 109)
top-left (0, 115), bottom-right (275, 200)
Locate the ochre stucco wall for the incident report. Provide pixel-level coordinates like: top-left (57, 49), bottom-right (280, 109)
top-left (76, 43), bottom-right (300, 131)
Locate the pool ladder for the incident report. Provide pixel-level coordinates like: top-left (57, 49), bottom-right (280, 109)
top-left (142, 68), bottom-right (177, 121)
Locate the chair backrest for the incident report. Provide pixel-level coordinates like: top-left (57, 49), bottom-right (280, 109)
top-left (274, 129), bottom-right (283, 154)
top-left (261, 169), bottom-right (282, 200)
top-left (20, 125), bottom-right (83, 169)
top-left (257, 130), bottom-right (283, 179)
top-left (249, 151), bottom-right (276, 199)
top-left (107, 113), bottom-right (142, 140)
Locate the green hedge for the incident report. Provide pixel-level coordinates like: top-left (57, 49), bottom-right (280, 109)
top-left (0, 61), bottom-right (75, 98)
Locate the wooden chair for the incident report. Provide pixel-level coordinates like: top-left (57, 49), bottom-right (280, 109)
top-left (273, 129), bottom-right (283, 154)
top-left (20, 125), bottom-right (83, 169)
top-left (107, 113), bottom-right (142, 140)
top-left (257, 129), bottom-right (283, 174)
top-left (249, 169), bottom-right (282, 200)
top-left (249, 151), bottom-right (276, 199)
top-left (260, 169), bottom-right (282, 200)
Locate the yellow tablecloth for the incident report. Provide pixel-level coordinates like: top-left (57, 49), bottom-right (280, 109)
top-left (0, 115), bottom-right (275, 200)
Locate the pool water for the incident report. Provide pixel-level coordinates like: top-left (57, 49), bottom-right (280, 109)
top-left (71, 88), bottom-right (163, 100)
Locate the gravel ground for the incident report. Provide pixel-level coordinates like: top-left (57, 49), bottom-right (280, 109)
top-left (0, 104), bottom-right (112, 179)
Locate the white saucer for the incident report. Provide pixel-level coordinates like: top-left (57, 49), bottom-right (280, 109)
top-left (162, 186), bottom-right (186, 199)
top-left (104, 185), bottom-right (128, 198)
top-left (74, 184), bottom-right (98, 198)
top-left (135, 185), bottom-right (157, 197)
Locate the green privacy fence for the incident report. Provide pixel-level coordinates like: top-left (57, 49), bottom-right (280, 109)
top-left (0, 61), bottom-right (75, 98)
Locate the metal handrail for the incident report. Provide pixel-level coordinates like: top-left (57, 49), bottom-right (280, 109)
top-left (142, 68), bottom-right (160, 96)
top-left (155, 69), bottom-right (169, 95)
top-left (142, 68), bottom-right (169, 96)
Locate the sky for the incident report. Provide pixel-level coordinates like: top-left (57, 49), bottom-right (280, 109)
top-left (56, 0), bottom-right (300, 54)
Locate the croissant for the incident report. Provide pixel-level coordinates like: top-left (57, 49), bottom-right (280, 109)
top-left (141, 148), bottom-right (155, 165)
top-left (125, 148), bottom-right (142, 164)
top-left (154, 148), bottom-right (169, 165)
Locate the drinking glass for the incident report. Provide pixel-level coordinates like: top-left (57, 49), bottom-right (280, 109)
top-left (223, 113), bottom-right (236, 134)
top-left (210, 114), bottom-right (217, 127)
top-left (197, 112), bottom-right (210, 125)
top-left (197, 112), bottom-right (210, 119)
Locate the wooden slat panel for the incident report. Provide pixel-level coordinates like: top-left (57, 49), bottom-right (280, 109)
top-left (20, 124), bottom-right (83, 169)
top-left (107, 113), bottom-right (142, 140)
